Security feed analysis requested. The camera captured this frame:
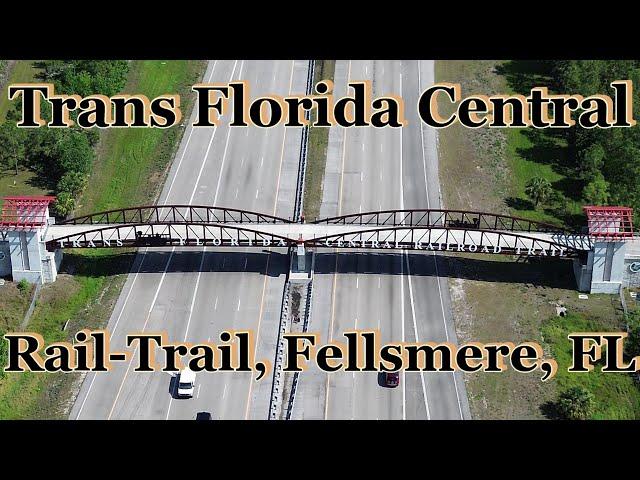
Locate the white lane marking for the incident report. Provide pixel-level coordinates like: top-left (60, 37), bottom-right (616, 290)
top-left (109, 247), bottom-right (176, 420)
top-left (109, 60), bottom-right (242, 420)
top-left (400, 253), bottom-right (406, 421)
top-left (380, 144), bottom-right (383, 153)
top-left (166, 57), bottom-right (245, 418)
top-left (223, 384), bottom-right (228, 399)
top-left (361, 143), bottom-right (364, 152)
top-left (360, 171), bottom-right (363, 183)
top-left (378, 278), bottom-right (381, 289)
top-left (244, 60), bottom-right (295, 419)
top-left (244, 258), bottom-right (248, 271)
top-left (235, 188), bottom-right (238, 199)
top-left (356, 277), bottom-right (359, 289)
top-left (213, 59), bottom-right (243, 205)
top-left (399, 70), bottom-right (416, 420)
top-left (325, 60), bottom-right (352, 420)
top-left (255, 189), bottom-right (259, 199)
top-left (260, 156), bottom-right (264, 167)
top-left (241, 155), bottom-right (245, 168)
top-left (359, 204), bottom-right (362, 213)
top-left (418, 61), bottom-right (464, 420)
top-left (78, 60), bottom-right (224, 418)
top-left (75, 250), bottom-right (149, 419)
top-left (197, 384), bottom-right (201, 399)
top-left (214, 296), bottom-right (218, 310)
top-left (164, 60), bottom-right (219, 201)
top-left (237, 299), bottom-right (241, 311)
top-left (405, 255), bottom-right (431, 419)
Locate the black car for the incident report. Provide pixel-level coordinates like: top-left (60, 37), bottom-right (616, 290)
top-left (195, 411), bottom-right (212, 421)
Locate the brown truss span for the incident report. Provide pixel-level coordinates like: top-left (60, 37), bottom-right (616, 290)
top-left (62, 205), bottom-right (293, 225)
top-left (313, 208), bottom-right (571, 234)
top-left (46, 223), bottom-right (294, 252)
top-left (306, 226), bottom-right (588, 257)
top-left (46, 223), bottom-right (587, 257)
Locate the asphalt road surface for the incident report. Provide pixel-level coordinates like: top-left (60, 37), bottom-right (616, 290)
top-left (70, 60), bottom-right (309, 419)
top-left (292, 60), bottom-right (471, 419)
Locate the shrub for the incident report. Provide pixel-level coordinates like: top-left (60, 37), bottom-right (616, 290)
top-left (557, 386), bottom-right (595, 420)
top-left (54, 192), bottom-right (76, 217)
top-left (17, 278), bottom-right (30, 294)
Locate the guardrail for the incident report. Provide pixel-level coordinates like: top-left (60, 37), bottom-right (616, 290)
top-left (268, 281), bottom-right (292, 420)
top-left (285, 281), bottom-right (313, 420)
top-left (293, 60), bottom-right (316, 223)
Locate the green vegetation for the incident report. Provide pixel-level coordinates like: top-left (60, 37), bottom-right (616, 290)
top-left (554, 61), bottom-right (640, 219)
top-left (541, 313), bottom-right (640, 419)
top-left (79, 61), bottom-right (205, 213)
top-left (303, 60), bottom-right (335, 221)
top-left (625, 309), bottom-right (640, 358)
top-left (437, 60), bottom-right (640, 420)
top-left (524, 176), bottom-right (553, 209)
top-left (0, 61), bottom-right (40, 122)
top-left (0, 280), bottom-right (34, 380)
top-left (498, 60), bottom-right (640, 228)
top-left (16, 279), bottom-right (29, 295)
top-left (0, 61), bottom-right (50, 209)
top-left (2, 61), bottom-right (129, 216)
top-left (0, 60), bottom-right (207, 418)
top-left (556, 386), bottom-right (595, 420)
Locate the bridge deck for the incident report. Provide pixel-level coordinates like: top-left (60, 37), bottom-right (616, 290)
top-left (44, 222), bottom-right (593, 255)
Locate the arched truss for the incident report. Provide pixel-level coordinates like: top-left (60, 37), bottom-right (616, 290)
top-left (46, 223), bottom-right (591, 257)
top-left (46, 223), bottom-right (294, 251)
top-left (62, 205), bottom-right (292, 226)
top-left (314, 209), bottom-right (571, 234)
top-left (305, 226), bottom-right (590, 257)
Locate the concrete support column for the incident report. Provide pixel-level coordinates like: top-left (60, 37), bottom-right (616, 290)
top-left (589, 241), bottom-right (627, 294)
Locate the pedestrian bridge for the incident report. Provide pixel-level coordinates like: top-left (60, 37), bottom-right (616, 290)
top-left (42, 205), bottom-right (592, 257)
top-left (1, 200), bottom-right (635, 292)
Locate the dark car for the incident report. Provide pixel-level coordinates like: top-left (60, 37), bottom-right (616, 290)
top-left (195, 411), bottom-right (212, 420)
top-left (384, 372), bottom-right (400, 388)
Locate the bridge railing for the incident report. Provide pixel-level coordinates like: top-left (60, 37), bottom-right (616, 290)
top-left (313, 209), bottom-right (568, 233)
top-left (305, 226), bottom-right (586, 257)
top-left (62, 205), bottom-right (292, 226)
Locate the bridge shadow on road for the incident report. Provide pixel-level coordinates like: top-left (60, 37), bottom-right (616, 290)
top-left (313, 251), bottom-right (577, 289)
top-left (60, 250), bottom-right (290, 278)
top-left (61, 249), bottom-right (577, 289)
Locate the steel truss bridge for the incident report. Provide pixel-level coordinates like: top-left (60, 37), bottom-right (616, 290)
top-left (42, 205), bottom-right (593, 257)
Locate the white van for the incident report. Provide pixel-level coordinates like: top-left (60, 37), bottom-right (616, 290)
top-left (177, 368), bottom-right (196, 398)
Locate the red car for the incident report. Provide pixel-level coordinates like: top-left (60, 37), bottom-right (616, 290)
top-left (384, 372), bottom-right (400, 388)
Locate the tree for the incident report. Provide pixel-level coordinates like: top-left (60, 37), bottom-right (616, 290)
top-left (54, 130), bottom-right (94, 179)
top-left (0, 122), bottom-right (27, 175)
top-left (583, 173), bottom-right (610, 205)
top-left (53, 191), bottom-right (75, 217)
top-left (580, 143), bottom-right (605, 181)
top-left (524, 177), bottom-right (553, 208)
top-left (557, 386), bottom-right (595, 420)
top-left (57, 171), bottom-right (87, 197)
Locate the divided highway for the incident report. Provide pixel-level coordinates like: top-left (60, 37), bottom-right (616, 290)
top-left (292, 60), bottom-right (471, 419)
top-left (69, 59), bottom-right (470, 420)
top-left (70, 60), bottom-right (309, 419)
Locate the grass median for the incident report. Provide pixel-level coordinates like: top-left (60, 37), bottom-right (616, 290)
top-left (0, 60), bottom-right (207, 419)
top-left (303, 60), bottom-right (335, 221)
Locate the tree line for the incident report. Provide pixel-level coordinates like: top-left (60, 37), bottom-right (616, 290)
top-left (0, 61), bottom-right (129, 216)
top-left (524, 61), bottom-right (640, 223)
